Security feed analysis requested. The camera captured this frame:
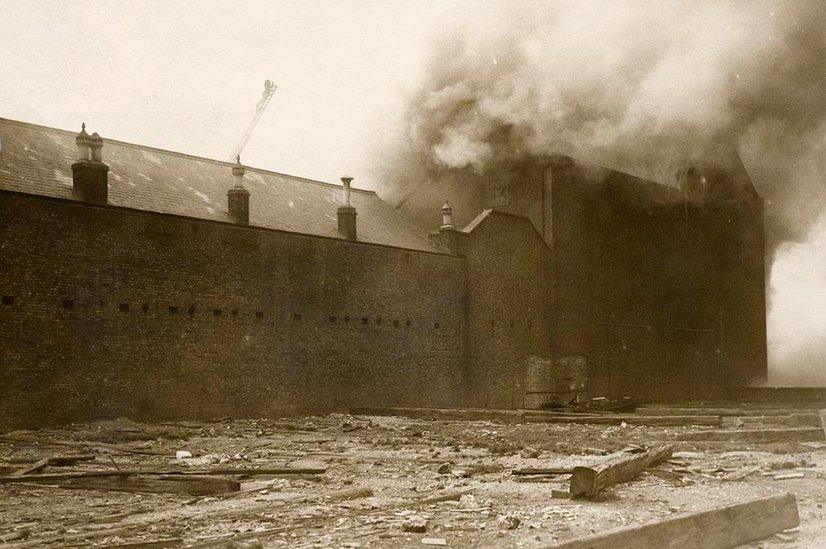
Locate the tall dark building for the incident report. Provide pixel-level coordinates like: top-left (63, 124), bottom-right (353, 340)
top-left (0, 118), bottom-right (766, 429)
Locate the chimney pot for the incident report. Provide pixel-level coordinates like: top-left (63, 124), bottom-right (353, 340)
top-left (340, 175), bottom-right (353, 206)
top-left (75, 122), bottom-right (91, 161)
top-left (89, 132), bottom-right (103, 162)
top-left (441, 200), bottom-right (454, 229)
top-left (71, 124), bottom-right (109, 204)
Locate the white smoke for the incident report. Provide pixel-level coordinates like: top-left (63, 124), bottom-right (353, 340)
top-left (377, 0), bottom-right (826, 385)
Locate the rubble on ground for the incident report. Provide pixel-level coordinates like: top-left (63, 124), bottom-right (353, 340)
top-left (0, 403), bottom-right (823, 547)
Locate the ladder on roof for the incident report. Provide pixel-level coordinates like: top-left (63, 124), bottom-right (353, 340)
top-left (227, 79), bottom-right (277, 162)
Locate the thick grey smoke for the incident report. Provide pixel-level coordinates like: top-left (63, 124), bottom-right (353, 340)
top-left (376, 0), bottom-right (826, 384)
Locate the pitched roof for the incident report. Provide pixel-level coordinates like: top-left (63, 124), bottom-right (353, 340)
top-left (0, 117), bottom-right (443, 253)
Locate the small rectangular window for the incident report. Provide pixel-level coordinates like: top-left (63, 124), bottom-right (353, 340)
top-left (376, 317), bottom-right (382, 325)
top-left (362, 317), bottom-right (368, 325)
top-left (213, 309), bottom-right (222, 316)
top-left (141, 303), bottom-right (150, 313)
top-left (169, 306), bottom-right (179, 315)
top-left (329, 316), bottom-right (336, 323)
top-left (62, 298), bottom-right (75, 310)
top-left (255, 311), bottom-right (264, 319)
top-left (118, 303), bottom-right (129, 313)
top-left (392, 319), bottom-right (399, 327)
top-left (231, 308), bottom-right (239, 317)
top-left (344, 315), bottom-right (350, 323)
top-left (406, 320), bottom-right (412, 327)
top-left (293, 313), bottom-right (301, 321)
top-left (188, 305), bottom-right (196, 317)
top-left (434, 322), bottom-right (440, 329)
top-left (1, 296), bottom-right (13, 306)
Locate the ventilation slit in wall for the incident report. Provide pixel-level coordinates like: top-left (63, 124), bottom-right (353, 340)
top-left (1, 296), bottom-right (13, 306)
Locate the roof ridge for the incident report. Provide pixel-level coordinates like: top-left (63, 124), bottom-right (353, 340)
top-left (0, 116), bottom-right (376, 195)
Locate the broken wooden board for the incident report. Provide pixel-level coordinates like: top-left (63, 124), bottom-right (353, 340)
top-left (10, 455), bottom-right (96, 476)
top-left (512, 467), bottom-right (573, 475)
top-left (676, 427), bottom-right (825, 443)
top-left (545, 493), bottom-right (799, 549)
top-left (59, 474), bottom-right (240, 496)
top-left (0, 466), bottom-right (324, 485)
top-left (569, 445), bottom-right (673, 498)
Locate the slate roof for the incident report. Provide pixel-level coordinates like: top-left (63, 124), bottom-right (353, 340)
top-left (0, 117), bottom-right (443, 253)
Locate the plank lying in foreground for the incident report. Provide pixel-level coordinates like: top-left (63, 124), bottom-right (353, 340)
top-left (0, 466), bottom-right (325, 484)
top-left (61, 474), bottom-right (240, 495)
top-left (545, 493), bottom-right (799, 549)
top-left (570, 445), bottom-right (673, 498)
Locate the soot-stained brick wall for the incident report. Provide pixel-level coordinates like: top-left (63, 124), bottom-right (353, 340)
top-left (546, 158), bottom-right (767, 400)
top-left (459, 212), bottom-right (553, 409)
top-left (0, 192), bottom-right (466, 430)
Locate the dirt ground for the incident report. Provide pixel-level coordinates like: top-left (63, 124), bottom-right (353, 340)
top-left (0, 406), bottom-right (824, 548)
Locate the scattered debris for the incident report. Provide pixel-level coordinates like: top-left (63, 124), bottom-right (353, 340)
top-left (570, 445), bottom-right (674, 498)
top-left (498, 513), bottom-right (521, 529)
top-left (547, 493), bottom-right (800, 549)
top-left (402, 516), bottom-right (428, 533)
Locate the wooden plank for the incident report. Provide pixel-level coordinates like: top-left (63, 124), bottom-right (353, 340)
top-left (544, 493), bottom-right (799, 549)
top-left (569, 445), bottom-right (673, 498)
top-left (523, 413), bottom-right (721, 427)
top-left (60, 474), bottom-right (240, 496)
top-left (0, 466), bottom-right (324, 484)
top-left (512, 467), bottom-right (573, 475)
top-left (676, 427), bottom-right (824, 443)
top-left (10, 454), bottom-right (97, 476)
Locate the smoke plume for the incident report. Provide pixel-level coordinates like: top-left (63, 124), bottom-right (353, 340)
top-left (375, 0), bottom-right (826, 384)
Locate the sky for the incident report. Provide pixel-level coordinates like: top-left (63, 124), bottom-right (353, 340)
top-left (0, 0), bottom-right (480, 188)
top-left (1, 1), bottom-right (823, 384)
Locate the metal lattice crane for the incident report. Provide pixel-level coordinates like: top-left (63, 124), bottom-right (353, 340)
top-left (228, 79), bottom-right (277, 162)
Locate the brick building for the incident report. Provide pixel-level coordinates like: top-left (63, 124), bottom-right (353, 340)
top-left (0, 118), bottom-right (766, 429)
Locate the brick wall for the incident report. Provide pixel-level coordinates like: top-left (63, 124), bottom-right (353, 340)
top-left (0, 191), bottom-right (466, 430)
top-left (460, 212), bottom-right (553, 409)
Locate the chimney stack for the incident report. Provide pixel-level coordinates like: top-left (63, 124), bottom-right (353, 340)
top-left (71, 123), bottom-right (109, 204)
top-left (438, 201), bottom-right (461, 253)
top-left (227, 155), bottom-right (250, 225)
top-left (337, 176), bottom-right (357, 241)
